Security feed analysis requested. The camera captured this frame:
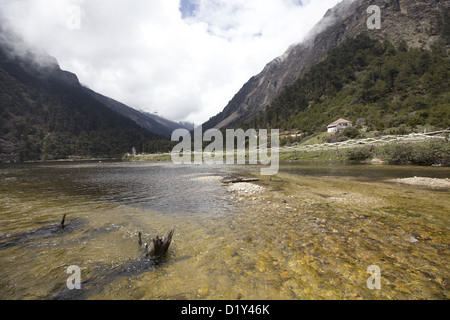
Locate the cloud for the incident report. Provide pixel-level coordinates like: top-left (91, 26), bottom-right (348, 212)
top-left (0, 0), bottom-right (341, 124)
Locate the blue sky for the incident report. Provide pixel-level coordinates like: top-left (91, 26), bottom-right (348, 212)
top-left (180, 0), bottom-right (304, 18)
top-left (1, 0), bottom-right (341, 124)
top-left (179, 0), bottom-right (198, 18)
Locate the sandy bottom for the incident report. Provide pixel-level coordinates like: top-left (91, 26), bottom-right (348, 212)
top-left (391, 177), bottom-right (450, 188)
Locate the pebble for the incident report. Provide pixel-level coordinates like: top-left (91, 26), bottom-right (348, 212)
top-left (198, 284), bottom-right (210, 296)
top-left (409, 236), bottom-right (419, 243)
top-left (436, 278), bottom-right (447, 286)
top-left (228, 182), bottom-right (266, 196)
top-left (280, 272), bottom-right (293, 281)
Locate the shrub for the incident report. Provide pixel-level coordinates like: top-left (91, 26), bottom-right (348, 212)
top-left (392, 124), bottom-right (411, 135)
top-left (347, 146), bottom-right (374, 161)
top-left (377, 140), bottom-right (450, 166)
top-left (326, 132), bottom-right (348, 143)
top-left (342, 127), bottom-right (361, 139)
top-left (378, 143), bottom-right (414, 165)
top-left (410, 140), bottom-right (450, 166)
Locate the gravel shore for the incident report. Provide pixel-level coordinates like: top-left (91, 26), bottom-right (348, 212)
top-left (226, 182), bottom-right (266, 195)
top-left (391, 177), bottom-right (450, 188)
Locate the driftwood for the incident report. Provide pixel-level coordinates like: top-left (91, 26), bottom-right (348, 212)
top-left (61, 214), bottom-right (67, 229)
top-left (222, 177), bottom-right (259, 184)
top-left (138, 231), bottom-right (143, 247)
top-left (139, 227), bottom-right (175, 261)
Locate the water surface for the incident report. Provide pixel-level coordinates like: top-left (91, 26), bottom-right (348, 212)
top-left (0, 161), bottom-right (448, 299)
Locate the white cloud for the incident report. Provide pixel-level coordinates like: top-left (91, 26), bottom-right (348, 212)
top-left (0, 0), bottom-right (341, 124)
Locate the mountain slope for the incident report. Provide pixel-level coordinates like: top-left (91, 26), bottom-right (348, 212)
top-left (242, 34), bottom-right (449, 134)
top-left (202, 0), bottom-right (449, 131)
top-left (84, 88), bottom-right (193, 139)
top-left (0, 29), bottom-right (167, 162)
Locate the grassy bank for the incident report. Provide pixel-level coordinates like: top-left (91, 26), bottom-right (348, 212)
top-left (347, 140), bottom-right (450, 166)
top-left (123, 140), bottom-right (450, 167)
top-left (124, 153), bottom-right (172, 162)
top-left (281, 139), bottom-right (450, 166)
top-left (279, 147), bottom-right (348, 162)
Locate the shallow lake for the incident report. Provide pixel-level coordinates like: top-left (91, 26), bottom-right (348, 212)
top-left (0, 161), bottom-right (448, 299)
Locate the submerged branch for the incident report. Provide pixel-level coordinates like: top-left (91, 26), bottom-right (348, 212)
top-left (222, 177), bottom-right (259, 184)
top-left (139, 227), bottom-right (176, 261)
top-left (61, 214), bottom-right (67, 229)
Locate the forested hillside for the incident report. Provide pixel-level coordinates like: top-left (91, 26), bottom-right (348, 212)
top-left (202, 0), bottom-right (449, 135)
top-left (241, 34), bottom-right (449, 134)
top-left (0, 38), bottom-right (174, 162)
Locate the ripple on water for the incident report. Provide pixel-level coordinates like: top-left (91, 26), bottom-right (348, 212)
top-left (0, 162), bottom-right (449, 300)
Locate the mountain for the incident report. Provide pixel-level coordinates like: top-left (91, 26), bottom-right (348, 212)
top-left (84, 88), bottom-right (194, 138)
top-left (0, 28), bottom-right (174, 162)
top-left (245, 34), bottom-right (449, 134)
top-left (202, 0), bottom-right (449, 131)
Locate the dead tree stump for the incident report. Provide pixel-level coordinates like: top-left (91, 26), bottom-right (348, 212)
top-left (139, 227), bottom-right (175, 261)
top-left (61, 214), bottom-right (67, 229)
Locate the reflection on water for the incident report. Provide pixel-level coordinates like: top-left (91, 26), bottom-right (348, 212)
top-left (0, 161), bottom-right (448, 300)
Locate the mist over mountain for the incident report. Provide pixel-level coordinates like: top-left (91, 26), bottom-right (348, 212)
top-left (1, 0), bottom-right (448, 163)
top-left (0, 27), bottom-right (177, 162)
top-left (84, 88), bottom-right (195, 139)
top-left (202, 0), bottom-right (449, 131)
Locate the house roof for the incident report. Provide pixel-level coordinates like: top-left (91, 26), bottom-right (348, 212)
top-left (327, 118), bottom-right (352, 128)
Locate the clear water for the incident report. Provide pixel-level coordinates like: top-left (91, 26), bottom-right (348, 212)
top-left (0, 161), bottom-right (448, 300)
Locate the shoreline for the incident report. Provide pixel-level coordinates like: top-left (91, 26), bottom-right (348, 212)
top-left (225, 175), bottom-right (450, 198)
top-left (221, 169), bottom-right (449, 299)
top-left (390, 177), bottom-right (450, 188)
top-left (2, 139), bottom-right (448, 167)
top-left (126, 139), bottom-right (449, 167)
top-left (0, 156), bottom-right (120, 165)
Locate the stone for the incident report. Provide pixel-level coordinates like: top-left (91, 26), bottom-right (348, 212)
top-left (281, 272), bottom-right (293, 281)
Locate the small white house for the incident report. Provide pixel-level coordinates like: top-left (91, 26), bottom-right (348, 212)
top-left (327, 118), bottom-right (353, 133)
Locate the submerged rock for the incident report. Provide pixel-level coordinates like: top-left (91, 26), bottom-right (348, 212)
top-left (408, 236), bottom-right (419, 244)
top-left (392, 177), bottom-right (450, 189)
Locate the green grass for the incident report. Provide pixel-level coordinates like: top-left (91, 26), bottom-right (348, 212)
top-left (124, 139), bottom-right (450, 167)
top-left (125, 153), bottom-right (172, 162)
top-left (279, 139), bottom-right (450, 166)
top-left (279, 148), bottom-right (347, 162)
